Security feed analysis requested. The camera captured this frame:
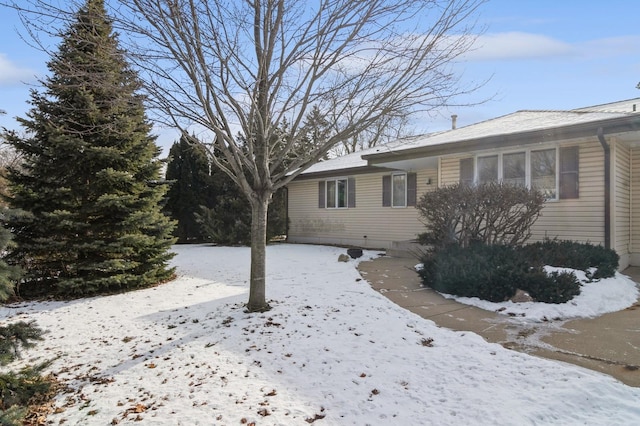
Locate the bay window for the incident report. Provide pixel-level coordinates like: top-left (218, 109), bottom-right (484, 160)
top-left (458, 146), bottom-right (578, 200)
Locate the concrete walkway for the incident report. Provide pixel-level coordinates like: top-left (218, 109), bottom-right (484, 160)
top-left (358, 255), bottom-right (640, 387)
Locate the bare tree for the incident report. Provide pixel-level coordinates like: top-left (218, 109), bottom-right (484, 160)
top-left (8, 0), bottom-right (485, 312)
top-left (328, 106), bottom-right (414, 156)
top-left (0, 110), bottom-right (22, 207)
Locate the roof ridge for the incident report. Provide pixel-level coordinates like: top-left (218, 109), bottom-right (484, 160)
top-left (572, 96), bottom-right (640, 111)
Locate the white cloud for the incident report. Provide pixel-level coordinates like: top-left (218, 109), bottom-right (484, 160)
top-left (582, 35), bottom-right (640, 57)
top-left (0, 53), bottom-right (36, 86)
top-left (464, 31), bottom-right (575, 61)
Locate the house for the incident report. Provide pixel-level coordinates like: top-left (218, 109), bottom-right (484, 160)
top-left (286, 98), bottom-right (640, 269)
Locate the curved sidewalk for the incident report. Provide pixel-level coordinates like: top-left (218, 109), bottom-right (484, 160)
top-left (358, 255), bottom-right (640, 387)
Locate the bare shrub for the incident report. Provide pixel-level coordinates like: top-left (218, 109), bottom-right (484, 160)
top-left (416, 183), bottom-right (545, 249)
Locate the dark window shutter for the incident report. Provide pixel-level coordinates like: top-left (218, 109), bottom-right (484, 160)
top-left (382, 175), bottom-right (391, 207)
top-left (347, 177), bottom-right (356, 208)
top-left (460, 158), bottom-right (474, 185)
top-left (318, 181), bottom-right (325, 208)
top-left (407, 173), bottom-right (417, 206)
top-left (559, 146), bottom-right (579, 199)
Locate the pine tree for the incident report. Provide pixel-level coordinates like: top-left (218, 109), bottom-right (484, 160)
top-left (194, 158), bottom-right (253, 246)
top-left (2, 0), bottom-right (175, 297)
top-left (0, 224), bottom-right (20, 301)
top-left (164, 136), bottom-right (215, 242)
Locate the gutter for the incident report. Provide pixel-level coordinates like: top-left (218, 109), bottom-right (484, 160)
top-left (597, 127), bottom-right (611, 249)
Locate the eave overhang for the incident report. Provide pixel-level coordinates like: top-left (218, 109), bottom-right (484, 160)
top-left (362, 115), bottom-right (640, 166)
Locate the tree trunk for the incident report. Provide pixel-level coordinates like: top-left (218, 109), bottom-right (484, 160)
top-left (246, 193), bottom-right (271, 312)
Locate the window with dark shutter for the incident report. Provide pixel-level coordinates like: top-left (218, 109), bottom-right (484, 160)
top-left (382, 175), bottom-right (391, 207)
top-left (321, 178), bottom-right (355, 208)
top-left (460, 158), bottom-right (474, 186)
top-left (559, 146), bottom-right (579, 199)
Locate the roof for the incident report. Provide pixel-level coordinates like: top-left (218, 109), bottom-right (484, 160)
top-left (367, 109), bottom-right (634, 157)
top-left (299, 134), bottom-right (430, 175)
top-left (297, 97), bottom-right (640, 177)
top-left (573, 98), bottom-right (640, 113)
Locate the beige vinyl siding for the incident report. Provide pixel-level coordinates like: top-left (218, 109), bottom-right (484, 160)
top-left (287, 170), bottom-right (436, 249)
top-left (437, 140), bottom-right (606, 245)
top-left (613, 141), bottom-right (631, 268)
top-left (440, 156), bottom-right (464, 186)
top-left (630, 147), bottom-right (640, 263)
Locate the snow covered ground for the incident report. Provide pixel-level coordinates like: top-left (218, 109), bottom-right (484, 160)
top-left (443, 265), bottom-right (640, 322)
top-left (2, 244), bottom-right (640, 425)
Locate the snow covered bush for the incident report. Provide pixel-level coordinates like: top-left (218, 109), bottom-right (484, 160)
top-left (520, 239), bottom-right (619, 280)
top-left (524, 269), bottom-right (581, 304)
top-left (418, 243), bottom-right (581, 304)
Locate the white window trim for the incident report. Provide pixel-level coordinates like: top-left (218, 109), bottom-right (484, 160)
top-left (391, 172), bottom-right (408, 208)
top-left (473, 146), bottom-right (559, 201)
top-left (325, 177), bottom-right (349, 209)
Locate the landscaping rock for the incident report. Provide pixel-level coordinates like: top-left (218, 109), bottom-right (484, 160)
top-left (347, 248), bottom-right (363, 259)
top-left (338, 254), bottom-right (350, 262)
top-left (510, 289), bottom-right (534, 303)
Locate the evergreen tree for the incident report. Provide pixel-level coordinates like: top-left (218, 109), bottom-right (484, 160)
top-left (0, 224), bottom-right (20, 301)
top-left (2, 0), bottom-right (175, 298)
top-left (193, 152), bottom-right (253, 245)
top-left (0, 223), bottom-right (49, 425)
top-left (164, 136), bottom-right (214, 242)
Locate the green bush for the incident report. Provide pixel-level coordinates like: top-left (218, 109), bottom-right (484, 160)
top-left (520, 239), bottom-right (619, 279)
top-left (524, 268), bottom-right (581, 304)
top-left (419, 244), bottom-right (528, 302)
top-left (419, 243), bottom-right (583, 304)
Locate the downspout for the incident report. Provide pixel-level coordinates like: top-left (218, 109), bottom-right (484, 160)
top-left (284, 186), bottom-right (289, 242)
top-left (597, 127), bottom-right (611, 249)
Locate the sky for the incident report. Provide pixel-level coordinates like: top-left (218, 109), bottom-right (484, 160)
top-left (2, 244), bottom-right (639, 424)
top-left (1, 0), bottom-right (639, 156)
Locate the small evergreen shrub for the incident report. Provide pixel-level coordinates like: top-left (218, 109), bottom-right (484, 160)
top-left (419, 244), bottom-right (528, 302)
top-left (524, 268), bottom-right (581, 304)
top-left (419, 243), bottom-right (584, 304)
top-left (520, 239), bottom-right (619, 279)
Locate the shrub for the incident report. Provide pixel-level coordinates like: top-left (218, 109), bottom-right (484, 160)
top-left (416, 183), bottom-right (545, 249)
top-left (419, 243), bottom-right (583, 304)
top-left (524, 268), bottom-right (581, 304)
top-left (419, 244), bottom-right (528, 302)
top-left (520, 239), bottom-right (619, 279)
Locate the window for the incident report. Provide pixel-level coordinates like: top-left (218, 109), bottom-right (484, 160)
top-left (503, 152), bottom-right (526, 187)
top-left (318, 178), bottom-right (356, 208)
top-left (382, 173), bottom-right (417, 207)
top-left (559, 146), bottom-right (579, 199)
top-left (392, 174), bottom-right (406, 207)
top-left (531, 148), bottom-right (556, 199)
top-left (458, 146), bottom-right (579, 200)
top-left (459, 158), bottom-right (474, 186)
top-left (478, 155), bottom-right (498, 184)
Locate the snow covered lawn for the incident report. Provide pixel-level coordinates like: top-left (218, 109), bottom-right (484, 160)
top-left (2, 244), bottom-right (640, 425)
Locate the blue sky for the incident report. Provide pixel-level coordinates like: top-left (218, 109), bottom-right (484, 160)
top-left (1, 0), bottom-right (639, 155)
